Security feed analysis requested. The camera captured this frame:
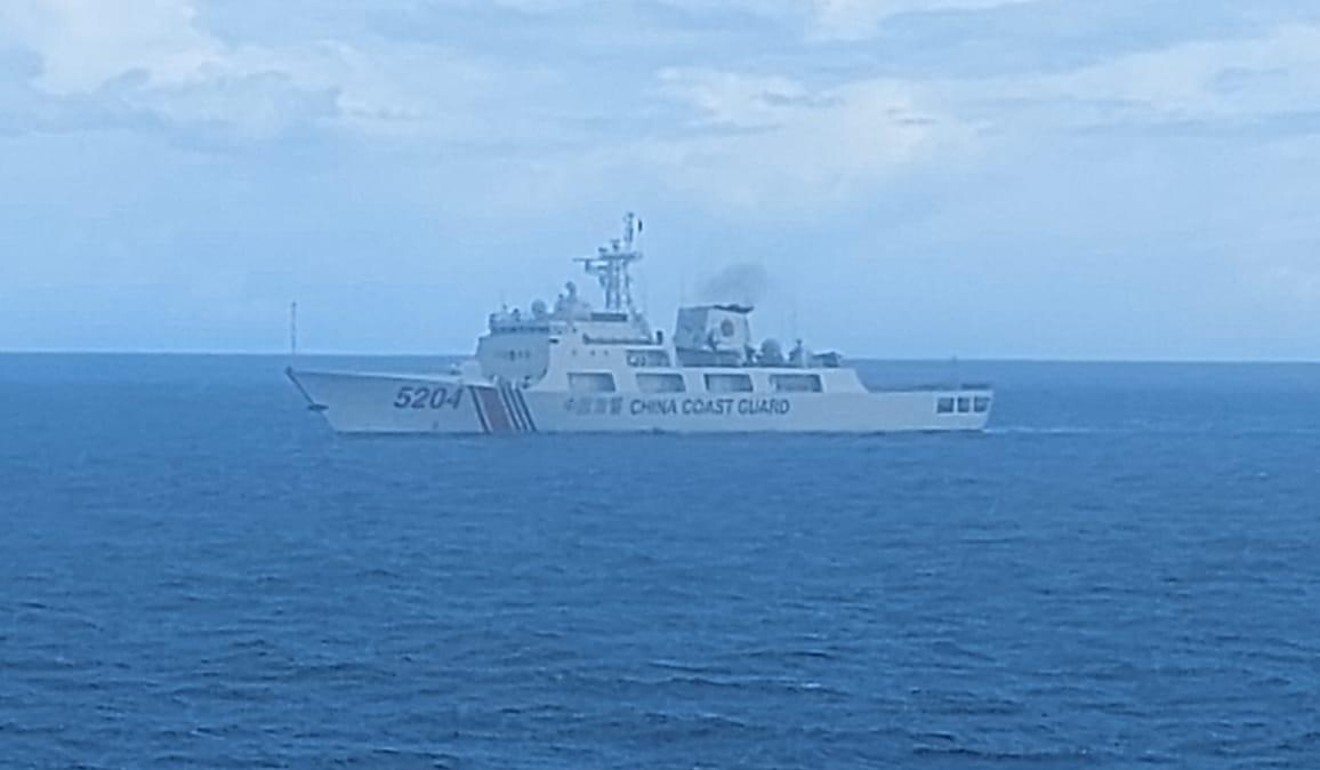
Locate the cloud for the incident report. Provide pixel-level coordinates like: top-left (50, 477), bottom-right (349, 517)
top-left (1, 0), bottom-right (1319, 356)
top-left (648, 68), bottom-right (977, 210)
top-left (622, 16), bottom-right (1320, 212)
top-left (807, 0), bottom-right (1041, 41)
top-left (0, 0), bottom-right (220, 93)
top-left (0, 0), bottom-right (336, 139)
top-left (0, 0), bottom-right (633, 147)
top-left (6, 0), bottom-right (1306, 216)
top-left (1037, 24), bottom-right (1320, 129)
top-left (785, 21), bottom-right (1320, 144)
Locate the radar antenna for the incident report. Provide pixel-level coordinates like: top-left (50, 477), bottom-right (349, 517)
top-left (577, 212), bottom-right (642, 312)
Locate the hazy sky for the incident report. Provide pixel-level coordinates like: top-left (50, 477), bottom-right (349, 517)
top-left (1, 0), bottom-right (1318, 359)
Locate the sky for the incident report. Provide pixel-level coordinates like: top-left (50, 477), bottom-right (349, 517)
top-left (1, 0), bottom-right (1318, 360)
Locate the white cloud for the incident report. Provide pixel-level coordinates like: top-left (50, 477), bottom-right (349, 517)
top-left (627, 20), bottom-right (1320, 212)
top-left (649, 68), bottom-right (978, 210)
top-left (3, 1), bottom-right (1317, 206)
top-left (922, 23), bottom-right (1320, 135)
top-left (0, 0), bottom-right (221, 93)
top-left (0, 0), bottom-right (340, 138)
top-left (1040, 24), bottom-right (1320, 126)
top-left (807, 0), bottom-right (1040, 41)
top-left (0, 0), bottom-right (606, 144)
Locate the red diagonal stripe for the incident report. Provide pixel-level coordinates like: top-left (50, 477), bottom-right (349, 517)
top-left (478, 388), bottom-right (513, 433)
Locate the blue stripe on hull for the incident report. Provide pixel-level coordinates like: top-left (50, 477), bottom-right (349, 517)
top-left (516, 389), bottom-right (537, 432)
top-left (496, 383), bottom-right (537, 434)
top-left (499, 385), bottom-right (525, 432)
top-left (469, 385), bottom-right (496, 434)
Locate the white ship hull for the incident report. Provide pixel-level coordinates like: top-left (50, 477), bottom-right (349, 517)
top-left (288, 369), bottom-right (992, 435)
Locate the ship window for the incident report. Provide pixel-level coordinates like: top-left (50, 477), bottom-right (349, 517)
top-left (770, 374), bottom-right (822, 393)
top-left (704, 373), bottom-right (753, 393)
top-left (637, 373), bottom-right (686, 393)
top-left (974, 396), bottom-right (991, 413)
top-left (937, 397), bottom-right (955, 414)
top-left (957, 397), bottom-right (971, 413)
top-left (626, 349), bottom-right (672, 368)
top-left (569, 373), bottom-right (616, 393)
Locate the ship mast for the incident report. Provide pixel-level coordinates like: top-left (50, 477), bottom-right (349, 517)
top-left (578, 212), bottom-right (642, 313)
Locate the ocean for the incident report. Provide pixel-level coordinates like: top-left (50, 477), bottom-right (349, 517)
top-left (2, 354), bottom-right (1318, 769)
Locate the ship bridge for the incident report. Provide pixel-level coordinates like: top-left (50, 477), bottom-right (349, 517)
top-left (477, 213), bottom-right (659, 385)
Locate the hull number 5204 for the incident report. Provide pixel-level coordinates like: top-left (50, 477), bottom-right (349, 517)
top-left (393, 386), bottom-right (463, 410)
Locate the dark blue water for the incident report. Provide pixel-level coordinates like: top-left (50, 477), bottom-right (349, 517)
top-left (3, 355), bottom-right (1320, 769)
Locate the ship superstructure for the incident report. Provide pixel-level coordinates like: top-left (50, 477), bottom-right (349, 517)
top-left (287, 214), bottom-right (992, 434)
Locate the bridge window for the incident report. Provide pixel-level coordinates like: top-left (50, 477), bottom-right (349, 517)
top-left (937, 397), bottom-right (955, 414)
top-left (770, 374), bottom-right (822, 393)
top-left (704, 373), bottom-right (754, 393)
top-left (626, 349), bottom-right (672, 368)
top-left (569, 372), bottom-right (616, 393)
top-left (637, 373), bottom-right (686, 393)
top-left (974, 396), bottom-right (991, 413)
top-left (957, 397), bottom-right (971, 413)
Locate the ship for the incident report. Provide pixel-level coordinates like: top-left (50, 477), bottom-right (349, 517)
top-left (286, 214), bottom-right (992, 434)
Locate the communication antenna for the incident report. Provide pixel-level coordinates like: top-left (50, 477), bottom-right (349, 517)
top-left (289, 301), bottom-right (299, 358)
top-left (790, 294), bottom-right (799, 354)
top-left (577, 212), bottom-right (643, 312)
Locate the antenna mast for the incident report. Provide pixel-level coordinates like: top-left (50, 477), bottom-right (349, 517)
top-left (578, 212), bottom-right (643, 312)
top-left (289, 301), bottom-right (299, 358)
